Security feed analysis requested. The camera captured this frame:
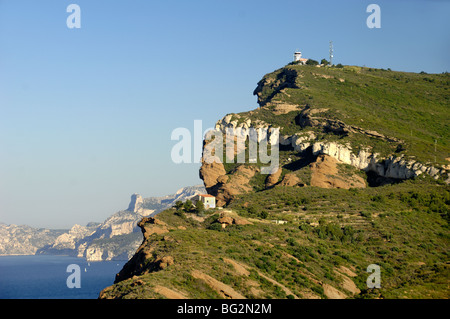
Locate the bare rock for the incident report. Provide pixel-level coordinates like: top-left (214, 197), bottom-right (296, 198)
top-left (310, 155), bottom-right (366, 189)
top-left (156, 256), bottom-right (174, 270)
top-left (322, 284), bottom-right (347, 299)
top-left (279, 173), bottom-right (301, 187)
top-left (234, 218), bottom-right (253, 226)
top-left (128, 193), bottom-right (143, 212)
top-left (265, 168), bottom-right (282, 187)
top-left (138, 217), bottom-right (169, 239)
top-left (217, 216), bottom-right (234, 225)
top-left (199, 160), bottom-right (227, 189)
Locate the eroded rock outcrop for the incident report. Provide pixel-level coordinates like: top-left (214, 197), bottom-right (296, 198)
top-left (296, 106), bottom-right (402, 143)
top-left (310, 141), bottom-right (447, 181)
top-left (113, 217), bottom-right (174, 283)
top-left (199, 110), bottom-right (448, 204)
top-left (199, 67), bottom-right (449, 204)
top-left (253, 68), bottom-right (300, 114)
top-left (279, 173), bottom-right (303, 187)
top-left (310, 155), bottom-right (366, 189)
top-left (212, 165), bottom-right (260, 207)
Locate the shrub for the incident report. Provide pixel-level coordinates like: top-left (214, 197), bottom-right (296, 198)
top-left (315, 222), bottom-right (359, 243)
top-left (195, 200), bottom-right (205, 215)
top-left (360, 211), bottom-right (372, 218)
top-left (259, 211), bottom-right (269, 219)
top-left (184, 199), bottom-right (193, 212)
top-left (174, 201), bottom-right (183, 210)
top-left (208, 223), bottom-right (223, 231)
top-left (247, 205), bottom-right (260, 217)
top-left (371, 195), bottom-right (385, 203)
top-left (286, 238), bottom-right (296, 246)
top-left (299, 222), bottom-right (311, 232)
top-left (306, 59), bottom-right (319, 66)
top-left (174, 210), bottom-right (186, 219)
top-left (311, 285), bottom-right (324, 297)
top-left (296, 198), bottom-right (310, 205)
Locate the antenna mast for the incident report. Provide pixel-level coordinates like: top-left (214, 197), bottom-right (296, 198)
top-left (329, 41), bottom-right (333, 66)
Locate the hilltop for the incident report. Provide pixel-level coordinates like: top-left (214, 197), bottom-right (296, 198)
top-left (100, 178), bottom-right (449, 299)
top-left (100, 64), bottom-right (450, 299)
top-left (251, 63), bottom-right (448, 164)
top-left (201, 64), bottom-right (449, 205)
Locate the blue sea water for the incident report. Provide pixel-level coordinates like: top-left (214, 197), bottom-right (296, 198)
top-left (0, 255), bottom-right (127, 299)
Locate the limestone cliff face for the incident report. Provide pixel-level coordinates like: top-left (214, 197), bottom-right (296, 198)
top-left (0, 223), bottom-right (65, 255)
top-left (200, 111), bottom-right (448, 204)
top-left (128, 194), bottom-right (144, 213)
top-left (36, 209), bottom-right (145, 261)
top-left (42, 223), bottom-right (99, 256)
top-left (35, 185), bottom-right (206, 261)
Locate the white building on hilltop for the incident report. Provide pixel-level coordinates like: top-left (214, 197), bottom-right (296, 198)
top-left (294, 51), bottom-right (308, 65)
top-left (192, 194), bottom-right (216, 209)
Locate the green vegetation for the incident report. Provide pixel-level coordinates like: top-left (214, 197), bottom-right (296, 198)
top-left (174, 200), bottom-right (183, 210)
top-left (251, 64), bottom-right (449, 165)
top-left (183, 199), bottom-right (193, 212)
top-left (306, 59), bottom-right (319, 66)
top-left (100, 64), bottom-right (449, 300)
top-left (195, 200), bottom-right (205, 216)
top-left (102, 178), bottom-right (449, 299)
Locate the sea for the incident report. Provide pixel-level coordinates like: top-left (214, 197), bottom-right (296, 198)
top-left (0, 255), bottom-right (127, 299)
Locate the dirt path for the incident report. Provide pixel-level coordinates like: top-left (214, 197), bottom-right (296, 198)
top-left (191, 270), bottom-right (245, 299)
top-left (154, 285), bottom-right (187, 299)
top-left (223, 258), bottom-right (250, 276)
top-left (322, 284), bottom-right (348, 299)
top-left (222, 258), bottom-right (298, 299)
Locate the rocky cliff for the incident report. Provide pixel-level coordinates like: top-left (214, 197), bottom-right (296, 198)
top-left (36, 208), bottom-right (147, 261)
top-left (100, 64), bottom-right (450, 300)
top-left (0, 223), bottom-right (66, 255)
top-left (199, 64), bottom-right (450, 205)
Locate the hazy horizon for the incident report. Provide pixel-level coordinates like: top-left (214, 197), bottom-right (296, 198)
top-left (1, 0), bottom-right (449, 228)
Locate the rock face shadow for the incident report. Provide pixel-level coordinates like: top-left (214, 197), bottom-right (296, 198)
top-left (283, 147), bottom-right (317, 171)
top-left (366, 171), bottom-right (403, 187)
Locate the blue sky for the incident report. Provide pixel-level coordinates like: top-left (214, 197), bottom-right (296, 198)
top-left (0, 0), bottom-right (449, 228)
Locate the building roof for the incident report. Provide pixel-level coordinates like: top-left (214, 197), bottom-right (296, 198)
top-left (199, 194), bottom-right (215, 198)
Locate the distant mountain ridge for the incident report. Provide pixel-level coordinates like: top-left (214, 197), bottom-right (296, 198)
top-left (0, 223), bottom-right (66, 255)
top-left (0, 185), bottom-right (206, 260)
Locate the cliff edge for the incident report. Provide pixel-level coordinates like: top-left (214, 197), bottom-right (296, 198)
top-left (100, 64), bottom-right (449, 299)
top-left (199, 64), bottom-right (450, 205)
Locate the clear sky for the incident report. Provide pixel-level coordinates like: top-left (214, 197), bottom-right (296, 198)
top-left (0, 0), bottom-right (449, 228)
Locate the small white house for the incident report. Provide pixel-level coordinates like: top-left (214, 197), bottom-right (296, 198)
top-left (192, 194), bottom-right (216, 209)
top-left (294, 51), bottom-right (308, 65)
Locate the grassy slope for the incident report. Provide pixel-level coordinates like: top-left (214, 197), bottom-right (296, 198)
top-left (101, 65), bottom-right (449, 299)
top-left (102, 178), bottom-right (449, 299)
top-left (248, 65), bottom-right (449, 164)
